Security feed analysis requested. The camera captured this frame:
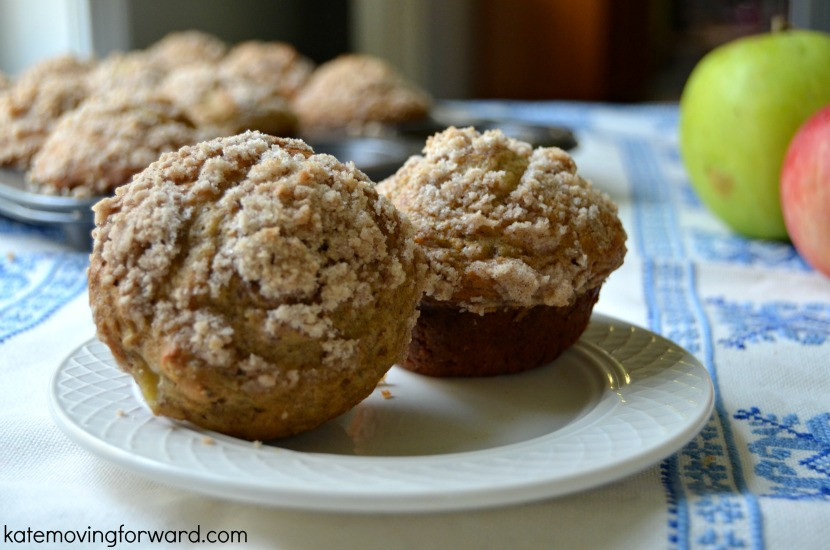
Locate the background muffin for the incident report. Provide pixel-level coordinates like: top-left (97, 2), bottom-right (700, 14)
top-left (159, 63), bottom-right (298, 138)
top-left (0, 55), bottom-right (94, 169)
top-left (294, 53), bottom-right (430, 134)
top-left (144, 30), bottom-right (228, 70)
top-left (377, 126), bottom-right (627, 376)
top-left (220, 40), bottom-right (314, 100)
top-left (28, 92), bottom-right (198, 196)
top-left (88, 131), bottom-right (426, 440)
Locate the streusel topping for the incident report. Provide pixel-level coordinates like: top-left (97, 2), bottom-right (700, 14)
top-left (377, 126), bottom-right (627, 314)
top-left (294, 54), bottom-right (430, 132)
top-left (28, 91), bottom-right (198, 196)
top-left (91, 131), bottom-right (424, 371)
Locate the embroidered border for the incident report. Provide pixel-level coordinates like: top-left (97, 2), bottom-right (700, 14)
top-left (622, 135), bottom-right (763, 549)
top-left (0, 252), bottom-right (88, 343)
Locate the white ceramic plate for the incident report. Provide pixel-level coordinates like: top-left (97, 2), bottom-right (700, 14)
top-left (49, 314), bottom-right (713, 513)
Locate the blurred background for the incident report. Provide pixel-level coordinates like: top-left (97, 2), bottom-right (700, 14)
top-left (0, 0), bottom-right (828, 101)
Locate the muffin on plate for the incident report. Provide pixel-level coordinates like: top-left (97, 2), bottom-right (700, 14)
top-left (376, 126), bottom-right (627, 377)
top-left (28, 91), bottom-right (198, 196)
top-left (294, 54), bottom-right (430, 134)
top-left (0, 55), bottom-right (94, 169)
top-left (88, 131), bottom-right (427, 440)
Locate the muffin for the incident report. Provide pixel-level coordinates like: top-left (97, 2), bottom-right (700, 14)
top-left (88, 131), bottom-right (427, 440)
top-left (294, 54), bottom-right (430, 134)
top-left (0, 71), bottom-right (10, 91)
top-left (87, 51), bottom-right (167, 96)
top-left (144, 30), bottom-right (228, 70)
top-left (220, 40), bottom-right (314, 100)
top-left (159, 64), bottom-right (298, 137)
top-left (0, 55), bottom-right (93, 169)
top-left (376, 126), bottom-right (627, 377)
top-left (27, 91), bottom-right (198, 196)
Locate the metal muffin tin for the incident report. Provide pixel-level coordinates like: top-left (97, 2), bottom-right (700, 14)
top-left (0, 118), bottom-right (576, 250)
top-left (0, 168), bottom-right (99, 249)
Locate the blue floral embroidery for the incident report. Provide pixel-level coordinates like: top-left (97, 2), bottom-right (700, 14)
top-left (734, 408), bottom-right (830, 500)
top-left (0, 252), bottom-right (88, 343)
top-left (707, 298), bottom-right (830, 349)
top-left (692, 230), bottom-right (811, 271)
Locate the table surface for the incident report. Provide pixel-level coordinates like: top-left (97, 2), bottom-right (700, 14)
top-left (2, 101), bottom-right (829, 550)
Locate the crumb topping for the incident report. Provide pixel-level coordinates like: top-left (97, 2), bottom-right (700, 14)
top-left (220, 41), bottom-right (314, 100)
top-left (0, 56), bottom-right (93, 168)
top-left (27, 92), bottom-right (198, 195)
top-left (159, 64), bottom-right (297, 137)
top-left (90, 131), bottom-right (425, 386)
top-left (377, 126), bottom-right (627, 314)
top-left (294, 54), bottom-right (430, 131)
top-left (144, 30), bottom-right (228, 70)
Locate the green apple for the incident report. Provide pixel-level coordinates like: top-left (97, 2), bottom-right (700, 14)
top-left (679, 30), bottom-right (830, 240)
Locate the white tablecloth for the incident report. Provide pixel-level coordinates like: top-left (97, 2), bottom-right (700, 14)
top-left (2, 102), bottom-right (829, 549)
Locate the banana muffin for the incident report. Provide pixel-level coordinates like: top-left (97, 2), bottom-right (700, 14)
top-left (220, 40), bottom-right (314, 100)
top-left (377, 126), bottom-right (627, 377)
top-left (88, 131), bottom-right (427, 440)
top-left (159, 64), bottom-right (298, 138)
top-left (294, 54), bottom-right (430, 134)
top-left (28, 91), bottom-right (199, 196)
top-left (0, 55), bottom-right (93, 168)
top-left (144, 30), bottom-right (228, 70)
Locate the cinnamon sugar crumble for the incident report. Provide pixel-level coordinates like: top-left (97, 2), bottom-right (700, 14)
top-left (377, 126), bottom-right (627, 314)
top-left (90, 130), bottom-right (425, 395)
top-left (294, 54), bottom-right (430, 131)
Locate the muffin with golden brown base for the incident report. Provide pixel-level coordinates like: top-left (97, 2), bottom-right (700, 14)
top-left (377, 127), bottom-right (626, 377)
top-left (89, 131), bottom-right (426, 440)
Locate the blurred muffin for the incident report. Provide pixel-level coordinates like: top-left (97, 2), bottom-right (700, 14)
top-left (377, 127), bottom-right (627, 377)
top-left (88, 51), bottom-right (167, 96)
top-left (145, 30), bottom-right (228, 70)
top-left (220, 40), bottom-right (314, 100)
top-left (0, 72), bottom-right (10, 91)
top-left (294, 54), bottom-right (430, 134)
top-left (159, 64), bottom-right (297, 137)
top-left (88, 131), bottom-right (427, 440)
top-left (0, 55), bottom-right (94, 168)
top-left (28, 91), bottom-right (197, 196)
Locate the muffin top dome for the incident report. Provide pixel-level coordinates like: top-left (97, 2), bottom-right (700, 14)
top-left (377, 126), bottom-right (627, 314)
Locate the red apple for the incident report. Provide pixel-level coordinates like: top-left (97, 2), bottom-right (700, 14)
top-left (781, 104), bottom-right (830, 276)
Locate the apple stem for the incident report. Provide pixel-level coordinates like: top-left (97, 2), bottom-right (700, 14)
top-left (771, 15), bottom-right (791, 32)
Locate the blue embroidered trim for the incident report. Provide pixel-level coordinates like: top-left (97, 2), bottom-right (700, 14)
top-left (734, 408), bottom-right (830, 500)
top-left (707, 298), bottom-right (830, 349)
top-left (691, 230), bottom-right (811, 271)
top-left (624, 131), bottom-right (764, 549)
top-left (0, 252), bottom-right (88, 343)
